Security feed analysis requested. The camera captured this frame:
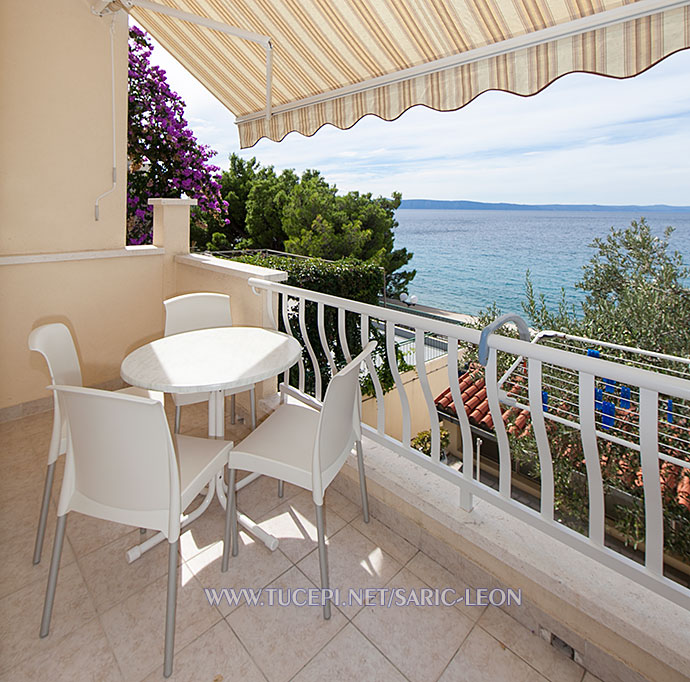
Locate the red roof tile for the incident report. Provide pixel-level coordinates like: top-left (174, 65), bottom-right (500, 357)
top-left (435, 366), bottom-right (529, 437)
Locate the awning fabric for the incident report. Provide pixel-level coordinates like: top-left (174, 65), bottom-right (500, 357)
top-left (128, 0), bottom-right (690, 148)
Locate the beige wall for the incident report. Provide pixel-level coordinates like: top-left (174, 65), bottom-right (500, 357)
top-left (175, 259), bottom-right (281, 330)
top-left (0, 1), bottom-right (288, 416)
top-left (362, 356), bottom-right (450, 442)
top-left (1, 1), bottom-right (129, 253)
top-left (2, 256), bottom-right (164, 409)
top-left (0, 1), bottom-right (162, 412)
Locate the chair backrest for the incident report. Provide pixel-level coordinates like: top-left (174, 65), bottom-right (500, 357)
top-left (312, 340), bottom-right (376, 502)
top-left (51, 385), bottom-right (182, 541)
top-left (29, 323), bottom-right (83, 463)
top-left (28, 323), bottom-right (83, 387)
top-left (164, 293), bottom-right (233, 336)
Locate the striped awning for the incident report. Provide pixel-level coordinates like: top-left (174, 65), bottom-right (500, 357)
top-left (124, 0), bottom-right (690, 148)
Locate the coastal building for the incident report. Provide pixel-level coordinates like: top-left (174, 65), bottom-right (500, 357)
top-left (1, 1), bottom-right (689, 681)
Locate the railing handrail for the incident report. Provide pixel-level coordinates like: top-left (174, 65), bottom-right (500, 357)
top-left (249, 277), bottom-right (690, 401)
top-left (249, 276), bottom-right (482, 341)
top-left (534, 329), bottom-right (690, 368)
top-left (248, 275), bottom-right (690, 610)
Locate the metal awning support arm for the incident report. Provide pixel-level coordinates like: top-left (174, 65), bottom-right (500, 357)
top-left (92, 0), bottom-right (274, 119)
top-left (265, 40), bottom-right (273, 121)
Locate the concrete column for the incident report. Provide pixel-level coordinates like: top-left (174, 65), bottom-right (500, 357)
top-left (149, 198), bottom-right (197, 299)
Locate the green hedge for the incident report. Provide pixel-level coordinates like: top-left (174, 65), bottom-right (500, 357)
top-left (223, 252), bottom-right (408, 397)
top-left (226, 253), bottom-right (384, 304)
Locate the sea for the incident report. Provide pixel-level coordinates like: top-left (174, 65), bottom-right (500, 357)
top-left (393, 209), bottom-right (690, 319)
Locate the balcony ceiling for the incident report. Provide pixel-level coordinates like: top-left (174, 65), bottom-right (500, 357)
top-left (126, 0), bottom-right (690, 147)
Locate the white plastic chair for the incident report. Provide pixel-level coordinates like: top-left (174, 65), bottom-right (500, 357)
top-left (39, 386), bottom-right (234, 678)
top-left (28, 322), bottom-right (164, 564)
top-left (221, 341), bottom-right (376, 619)
top-left (163, 293), bottom-right (256, 433)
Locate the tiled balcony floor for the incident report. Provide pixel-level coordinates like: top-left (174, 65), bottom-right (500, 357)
top-left (0, 399), bottom-right (597, 682)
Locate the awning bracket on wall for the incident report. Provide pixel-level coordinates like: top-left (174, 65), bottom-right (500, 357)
top-left (91, 0), bottom-right (274, 120)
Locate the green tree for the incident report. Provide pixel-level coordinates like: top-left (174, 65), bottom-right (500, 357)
top-left (522, 218), bottom-right (690, 357)
top-left (280, 171), bottom-right (414, 295)
top-left (216, 154), bottom-right (262, 245)
top-left (283, 192), bottom-right (371, 262)
top-left (245, 167), bottom-right (298, 250)
top-left (215, 158), bottom-right (415, 296)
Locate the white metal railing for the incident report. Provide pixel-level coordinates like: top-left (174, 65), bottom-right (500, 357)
top-left (498, 330), bottom-right (690, 467)
top-left (396, 330), bottom-right (448, 366)
top-left (247, 276), bottom-right (690, 610)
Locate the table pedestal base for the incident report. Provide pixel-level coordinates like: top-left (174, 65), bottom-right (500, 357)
top-left (125, 479), bottom-right (216, 563)
top-left (127, 390), bottom-right (279, 562)
top-left (214, 472), bottom-right (279, 551)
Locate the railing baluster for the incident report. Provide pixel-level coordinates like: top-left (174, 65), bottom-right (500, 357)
top-left (264, 288), bottom-right (277, 330)
top-left (640, 388), bottom-right (664, 575)
top-left (528, 358), bottom-right (555, 521)
top-left (282, 293), bottom-right (305, 392)
top-left (244, 276), bottom-right (690, 610)
top-left (317, 302), bottom-right (337, 377)
top-left (415, 329), bottom-right (440, 463)
top-left (361, 314), bottom-right (385, 434)
top-left (485, 348), bottom-right (512, 498)
top-left (447, 337), bottom-right (474, 510)
top-left (578, 372), bottom-right (606, 546)
top-left (299, 297), bottom-right (321, 400)
top-left (338, 308), bottom-right (352, 362)
top-left (387, 320), bottom-right (411, 447)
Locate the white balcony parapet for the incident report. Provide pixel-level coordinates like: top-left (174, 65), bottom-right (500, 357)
top-left (247, 276), bottom-right (690, 612)
top-left (176, 253), bottom-right (287, 282)
top-left (0, 245), bottom-right (164, 266)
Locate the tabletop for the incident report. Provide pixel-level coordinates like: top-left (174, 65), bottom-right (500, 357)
top-left (121, 326), bottom-right (302, 394)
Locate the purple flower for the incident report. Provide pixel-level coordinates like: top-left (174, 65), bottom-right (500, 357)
top-left (127, 26), bottom-right (227, 246)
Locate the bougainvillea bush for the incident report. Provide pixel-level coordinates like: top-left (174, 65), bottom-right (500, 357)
top-left (127, 26), bottom-right (228, 245)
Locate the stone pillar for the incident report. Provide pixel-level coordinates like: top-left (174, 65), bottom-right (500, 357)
top-left (149, 198), bottom-right (197, 299)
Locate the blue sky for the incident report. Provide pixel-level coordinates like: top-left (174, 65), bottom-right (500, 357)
top-left (144, 32), bottom-right (690, 206)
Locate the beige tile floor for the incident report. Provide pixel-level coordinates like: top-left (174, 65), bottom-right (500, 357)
top-left (0, 399), bottom-right (598, 682)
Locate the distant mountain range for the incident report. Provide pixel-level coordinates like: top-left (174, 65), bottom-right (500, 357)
top-left (399, 199), bottom-right (690, 213)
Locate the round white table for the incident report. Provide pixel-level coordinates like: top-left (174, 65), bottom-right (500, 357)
top-left (122, 327), bottom-right (302, 437)
top-left (120, 326), bottom-right (302, 559)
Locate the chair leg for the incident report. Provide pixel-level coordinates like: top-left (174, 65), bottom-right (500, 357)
top-left (230, 468), bottom-right (238, 557)
top-left (33, 462), bottom-right (56, 564)
top-left (277, 480), bottom-right (284, 498)
top-left (174, 406), bottom-right (181, 434)
top-left (163, 540), bottom-right (179, 678)
top-left (249, 387), bottom-right (256, 430)
top-left (230, 394), bottom-right (236, 425)
top-left (356, 440), bottom-right (370, 524)
top-left (222, 468), bottom-right (238, 572)
top-left (315, 503), bottom-right (331, 620)
top-left (40, 514), bottom-right (67, 638)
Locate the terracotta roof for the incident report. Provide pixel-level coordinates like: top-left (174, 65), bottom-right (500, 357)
top-left (434, 365), bottom-right (530, 437)
top-left (435, 367), bottom-right (690, 512)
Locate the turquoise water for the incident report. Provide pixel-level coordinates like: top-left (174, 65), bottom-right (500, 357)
top-left (394, 209), bottom-right (690, 318)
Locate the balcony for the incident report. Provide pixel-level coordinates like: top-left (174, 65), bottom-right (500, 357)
top-left (3, 2), bottom-right (690, 679)
top-left (2, 198), bottom-right (689, 681)
top-left (1, 400), bottom-right (595, 682)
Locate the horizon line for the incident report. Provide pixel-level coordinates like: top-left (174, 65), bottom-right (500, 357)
top-left (398, 198), bottom-right (690, 211)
